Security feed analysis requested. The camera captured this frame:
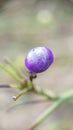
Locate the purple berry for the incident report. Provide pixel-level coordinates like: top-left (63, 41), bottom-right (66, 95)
top-left (25, 46), bottom-right (54, 73)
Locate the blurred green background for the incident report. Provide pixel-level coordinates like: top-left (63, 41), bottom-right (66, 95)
top-left (0, 0), bottom-right (73, 130)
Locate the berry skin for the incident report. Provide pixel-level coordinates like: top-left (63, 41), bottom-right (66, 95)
top-left (25, 46), bottom-right (54, 73)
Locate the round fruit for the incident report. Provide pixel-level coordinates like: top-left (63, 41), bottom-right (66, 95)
top-left (25, 46), bottom-right (54, 73)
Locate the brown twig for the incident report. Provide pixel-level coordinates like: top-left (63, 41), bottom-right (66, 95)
top-left (0, 85), bottom-right (11, 88)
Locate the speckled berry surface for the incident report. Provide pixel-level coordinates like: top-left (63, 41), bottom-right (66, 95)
top-left (25, 46), bottom-right (54, 73)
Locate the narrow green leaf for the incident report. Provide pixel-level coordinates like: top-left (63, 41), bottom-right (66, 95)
top-left (0, 63), bottom-right (20, 82)
top-left (4, 58), bottom-right (24, 78)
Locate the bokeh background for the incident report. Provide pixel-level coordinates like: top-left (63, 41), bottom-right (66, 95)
top-left (0, 0), bottom-right (73, 130)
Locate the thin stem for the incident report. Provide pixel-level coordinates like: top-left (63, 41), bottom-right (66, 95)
top-left (26, 101), bottom-right (61, 130)
top-left (27, 90), bottom-right (73, 130)
top-left (4, 58), bottom-right (24, 78)
top-left (0, 64), bottom-right (20, 82)
top-left (0, 84), bottom-right (25, 89)
top-left (23, 99), bottom-right (48, 105)
top-left (0, 85), bottom-right (10, 88)
top-left (10, 84), bottom-right (24, 89)
top-left (12, 87), bottom-right (31, 101)
top-left (7, 99), bottom-right (49, 112)
top-left (32, 86), bottom-right (58, 100)
top-left (59, 90), bottom-right (73, 101)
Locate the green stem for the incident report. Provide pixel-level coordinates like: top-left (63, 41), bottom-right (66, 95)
top-left (27, 101), bottom-right (61, 130)
top-left (12, 81), bottom-right (33, 100)
top-left (4, 58), bottom-right (24, 78)
top-left (0, 64), bottom-right (20, 82)
top-left (33, 86), bottom-right (58, 100)
top-left (12, 87), bottom-right (31, 101)
top-left (60, 90), bottom-right (73, 101)
top-left (27, 90), bottom-right (73, 130)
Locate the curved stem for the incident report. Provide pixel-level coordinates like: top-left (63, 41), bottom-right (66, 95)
top-left (27, 90), bottom-right (73, 130)
top-left (26, 101), bottom-right (61, 130)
